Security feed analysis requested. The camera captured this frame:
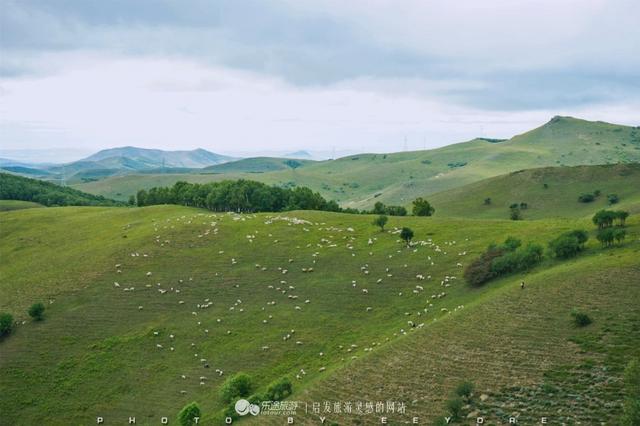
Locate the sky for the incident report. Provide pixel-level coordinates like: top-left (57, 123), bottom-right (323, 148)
top-left (1, 0), bottom-right (639, 162)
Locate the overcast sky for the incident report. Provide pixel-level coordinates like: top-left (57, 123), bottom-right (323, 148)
top-left (1, 0), bottom-right (639, 161)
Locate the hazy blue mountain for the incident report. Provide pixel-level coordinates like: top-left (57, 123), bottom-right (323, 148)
top-left (82, 146), bottom-right (234, 168)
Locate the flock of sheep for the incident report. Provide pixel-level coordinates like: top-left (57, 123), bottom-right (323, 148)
top-left (109, 211), bottom-right (470, 395)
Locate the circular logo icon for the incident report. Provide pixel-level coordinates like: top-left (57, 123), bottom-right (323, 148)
top-left (235, 399), bottom-right (260, 416)
top-left (235, 399), bottom-right (250, 416)
top-left (249, 403), bottom-right (260, 416)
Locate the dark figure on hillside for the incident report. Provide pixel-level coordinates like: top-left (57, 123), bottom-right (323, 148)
top-left (520, 281), bottom-right (525, 289)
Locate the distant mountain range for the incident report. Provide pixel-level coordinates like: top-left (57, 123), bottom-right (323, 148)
top-left (82, 146), bottom-right (234, 168)
top-left (0, 147), bottom-right (236, 184)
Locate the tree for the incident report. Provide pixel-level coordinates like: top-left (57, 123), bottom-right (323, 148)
top-left (372, 215), bottom-right (388, 231)
top-left (616, 210), bottom-right (629, 226)
top-left (549, 235), bottom-right (580, 259)
top-left (400, 227), bottom-right (414, 246)
top-left (372, 201), bottom-right (386, 215)
top-left (592, 210), bottom-right (616, 229)
top-left (0, 312), bottom-right (13, 337)
top-left (28, 302), bottom-right (45, 321)
top-left (510, 206), bottom-right (522, 220)
top-left (608, 194), bottom-right (620, 205)
top-left (613, 228), bottom-right (627, 245)
top-left (596, 228), bottom-right (615, 247)
top-left (220, 373), bottom-right (253, 403)
top-left (178, 402), bottom-right (201, 426)
top-left (128, 195), bottom-right (136, 206)
top-left (412, 197), bottom-right (435, 216)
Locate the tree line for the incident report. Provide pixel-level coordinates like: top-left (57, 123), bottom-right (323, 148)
top-left (135, 179), bottom-right (437, 217)
top-left (135, 180), bottom-right (346, 213)
top-left (0, 173), bottom-right (121, 207)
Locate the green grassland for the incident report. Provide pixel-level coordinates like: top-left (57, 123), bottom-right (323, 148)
top-left (202, 157), bottom-right (315, 173)
top-left (73, 117), bottom-right (640, 207)
top-left (1, 204), bottom-right (638, 425)
top-left (0, 200), bottom-right (44, 211)
top-left (429, 163), bottom-right (640, 220)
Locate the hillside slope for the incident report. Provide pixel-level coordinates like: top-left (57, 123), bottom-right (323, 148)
top-left (202, 157), bottom-right (315, 173)
top-left (73, 117), bottom-right (640, 206)
top-left (1, 205), bottom-right (637, 424)
top-left (429, 163), bottom-right (640, 220)
top-left (291, 250), bottom-right (640, 425)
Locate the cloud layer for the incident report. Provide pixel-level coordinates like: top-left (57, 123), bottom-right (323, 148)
top-left (1, 0), bottom-right (638, 157)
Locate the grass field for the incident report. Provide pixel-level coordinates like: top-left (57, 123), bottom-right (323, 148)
top-left (73, 117), bottom-right (640, 208)
top-left (429, 163), bottom-right (640, 220)
top-left (1, 204), bottom-right (638, 425)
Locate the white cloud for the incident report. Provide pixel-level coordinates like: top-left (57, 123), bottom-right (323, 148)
top-left (0, 1), bottom-right (638, 156)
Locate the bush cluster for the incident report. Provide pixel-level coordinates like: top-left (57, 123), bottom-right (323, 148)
top-left (548, 230), bottom-right (588, 259)
top-left (464, 237), bottom-right (543, 287)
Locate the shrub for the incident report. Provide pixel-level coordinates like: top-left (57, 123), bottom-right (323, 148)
top-left (178, 402), bottom-right (201, 426)
top-left (466, 238), bottom-right (542, 287)
top-left (220, 373), bottom-right (253, 403)
top-left (502, 237), bottom-right (522, 251)
top-left (483, 198), bottom-right (491, 205)
top-left (571, 309), bottom-right (592, 327)
top-left (517, 243), bottom-right (544, 269)
top-left (464, 246), bottom-right (505, 287)
top-left (548, 235), bottom-right (579, 258)
top-left (264, 376), bottom-right (293, 401)
top-left (412, 197), bottom-right (435, 216)
top-left (608, 194), bottom-right (620, 204)
top-left (578, 193), bottom-right (595, 203)
top-left (445, 397), bottom-right (464, 419)
top-left (455, 381), bottom-right (474, 399)
top-left (0, 312), bottom-right (14, 337)
top-left (28, 303), bottom-right (45, 321)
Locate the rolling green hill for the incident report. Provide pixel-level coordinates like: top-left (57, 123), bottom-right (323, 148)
top-left (1, 205), bottom-right (638, 424)
top-left (73, 117), bottom-right (640, 207)
top-left (202, 157), bottom-right (315, 173)
top-left (429, 163), bottom-right (640, 220)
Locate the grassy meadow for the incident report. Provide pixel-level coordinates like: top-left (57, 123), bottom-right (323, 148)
top-left (1, 202), bottom-right (638, 425)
